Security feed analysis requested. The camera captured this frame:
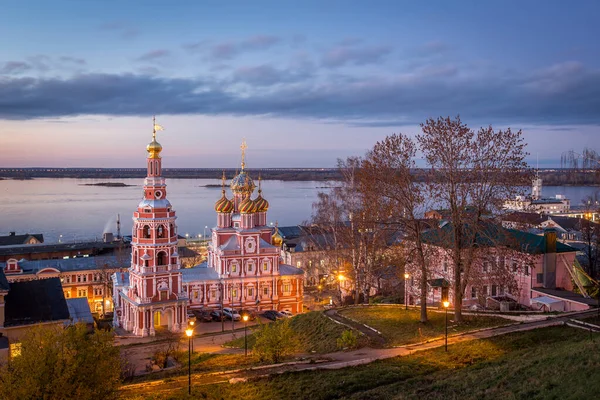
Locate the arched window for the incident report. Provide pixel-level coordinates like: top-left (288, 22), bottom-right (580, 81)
top-left (156, 251), bottom-right (167, 266)
top-left (157, 225), bottom-right (164, 238)
top-left (143, 225), bottom-right (151, 239)
top-left (170, 223), bottom-right (176, 237)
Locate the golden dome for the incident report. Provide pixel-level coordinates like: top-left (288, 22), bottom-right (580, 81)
top-left (146, 138), bottom-right (162, 159)
top-left (214, 192), bottom-right (234, 213)
top-left (254, 192), bottom-right (269, 212)
top-left (231, 171), bottom-right (256, 195)
top-left (239, 197), bottom-right (255, 214)
top-left (271, 226), bottom-right (283, 247)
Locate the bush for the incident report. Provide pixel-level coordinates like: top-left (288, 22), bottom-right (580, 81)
top-left (336, 330), bottom-right (359, 350)
top-left (253, 319), bottom-right (299, 363)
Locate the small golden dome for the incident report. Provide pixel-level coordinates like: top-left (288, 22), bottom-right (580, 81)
top-left (239, 197), bottom-right (255, 214)
top-left (254, 192), bottom-right (269, 212)
top-left (215, 192), bottom-right (234, 213)
top-left (271, 226), bottom-right (283, 247)
top-left (147, 139), bottom-right (162, 159)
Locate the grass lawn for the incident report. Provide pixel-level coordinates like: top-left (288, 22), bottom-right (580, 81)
top-left (122, 325), bottom-right (600, 400)
top-left (225, 311), bottom-right (364, 354)
top-left (340, 306), bottom-right (511, 346)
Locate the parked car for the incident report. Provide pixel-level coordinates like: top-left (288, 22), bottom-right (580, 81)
top-left (262, 310), bottom-right (285, 321)
top-left (193, 309), bottom-right (213, 323)
top-left (280, 310), bottom-right (293, 318)
top-left (237, 309), bottom-right (257, 321)
top-left (210, 310), bottom-right (226, 322)
top-left (223, 307), bottom-right (241, 321)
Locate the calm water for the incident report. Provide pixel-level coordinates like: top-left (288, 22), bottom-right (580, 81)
top-left (0, 179), bottom-right (598, 244)
top-left (0, 178), bottom-right (326, 243)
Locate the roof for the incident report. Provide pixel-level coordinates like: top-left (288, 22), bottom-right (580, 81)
top-left (220, 236), bottom-right (240, 251)
top-left (0, 267), bottom-right (9, 292)
top-left (0, 233), bottom-right (43, 247)
top-left (280, 264), bottom-right (305, 276)
top-left (177, 246), bottom-right (200, 258)
top-left (533, 288), bottom-right (598, 306)
top-left (66, 298), bottom-right (94, 325)
top-left (0, 254), bottom-right (127, 275)
top-left (182, 263), bottom-right (221, 282)
top-left (114, 271), bottom-right (130, 286)
top-left (420, 221), bottom-right (578, 255)
top-left (0, 240), bottom-right (130, 257)
top-left (502, 212), bottom-right (545, 226)
top-left (531, 296), bottom-right (563, 305)
top-left (278, 225), bottom-right (304, 239)
top-left (3, 277), bottom-right (70, 327)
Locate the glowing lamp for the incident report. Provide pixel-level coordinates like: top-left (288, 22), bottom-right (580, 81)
top-left (185, 328), bottom-right (193, 338)
top-left (242, 315), bottom-right (249, 322)
top-left (443, 301), bottom-right (450, 308)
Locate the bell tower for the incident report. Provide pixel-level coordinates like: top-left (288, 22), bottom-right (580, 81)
top-left (115, 118), bottom-right (188, 337)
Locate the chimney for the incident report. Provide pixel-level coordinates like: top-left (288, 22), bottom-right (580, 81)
top-left (543, 228), bottom-right (557, 289)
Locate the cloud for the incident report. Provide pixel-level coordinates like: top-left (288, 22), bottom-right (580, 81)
top-left (0, 61), bottom-right (32, 75)
top-left (208, 35), bottom-right (280, 60)
top-left (233, 64), bottom-right (311, 86)
top-left (98, 21), bottom-right (138, 39)
top-left (0, 62), bottom-right (599, 127)
top-left (59, 56), bottom-right (86, 65)
top-left (136, 49), bottom-right (171, 62)
top-left (322, 45), bottom-right (393, 68)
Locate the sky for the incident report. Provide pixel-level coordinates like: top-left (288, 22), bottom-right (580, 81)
top-left (0, 0), bottom-right (599, 168)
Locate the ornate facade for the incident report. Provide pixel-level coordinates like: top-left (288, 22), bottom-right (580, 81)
top-left (183, 142), bottom-right (304, 314)
top-left (114, 129), bottom-right (304, 337)
top-left (113, 122), bottom-right (188, 336)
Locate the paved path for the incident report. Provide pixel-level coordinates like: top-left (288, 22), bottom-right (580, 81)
top-left (121, 309), bottom-right (599, 396)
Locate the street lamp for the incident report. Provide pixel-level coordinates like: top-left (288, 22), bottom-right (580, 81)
top-left (404, 273), bottom-right (410, 311)
top-left (185, 328), bottom-right (194, 395)
top-left (443, 300), bottom-right (450, 352)
top-left (337, 274), bottom-right (345, 306)
top-left (242, 314), bottom-right (249, 357)
top-left (189, 320), bottom-right (195, 353)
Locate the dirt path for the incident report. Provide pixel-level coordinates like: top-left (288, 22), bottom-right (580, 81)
top-left (324, 308), bottom-right (386, 347)
top-left (121, 309), bottom-right (600, 397)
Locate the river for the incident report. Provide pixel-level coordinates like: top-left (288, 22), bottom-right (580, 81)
top-left (0, 179), bottom-right (598, 243)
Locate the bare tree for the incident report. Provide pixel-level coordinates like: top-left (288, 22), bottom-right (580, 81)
top-left (359, 134), bottom-right (433, 322)
top-left (417, 116), bottom-right (530, 322)
top-left (580, 193), bottom-right (600, 278)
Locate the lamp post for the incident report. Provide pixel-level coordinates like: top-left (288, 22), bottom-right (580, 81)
top-left (404, 273), bottom-right (410, 311)
top-left (243, 314), bottom-right (249, 357)
top-left (443, 300), bottom-right (450, 352)
top-left (185, 328), bottom-right (193, 395)
top-left (337, 274), bottom-right (345, 305)
top-left (189, 320), bottom-right (195, 354)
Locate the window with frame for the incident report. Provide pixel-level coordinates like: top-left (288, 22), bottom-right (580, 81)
top-left (471, 287), bottom-right (476, 299)
top-left (232, 289), bottom-right (238, 298)
top-left (248, 288), bottom-right (254, 297)
top-left (248, 263), bottom-right (253, 272)
top-left (491, 285), bottom-right (497, 296)
top-left (64, 291), bottom-right (71, 298)
top-left (232, 264), bottom-right (237, 273)
top-left (283, 283), bottom-right (291, 293)
top-left (263, 262), bottom-right (268, 271)
top-left (263, 286), bottom-right (269, 295)
top-left (210, 289), bottom-right (216, 298)
top-left (296, 261), bottom-right (301, 268)
top-left (77, 289), bottom-right (88, 298)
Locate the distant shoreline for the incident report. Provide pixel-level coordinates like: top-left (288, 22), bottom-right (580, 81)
top-left (80, 182), bottom-right (135, 187)
top-left (0, 168), bottom-right (598, 186)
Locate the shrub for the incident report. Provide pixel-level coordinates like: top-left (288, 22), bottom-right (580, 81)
top-left (253, 319), bottom-right (299, 363)
top-left (336, 330), bottom-right (359, 350)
